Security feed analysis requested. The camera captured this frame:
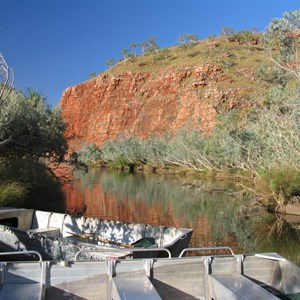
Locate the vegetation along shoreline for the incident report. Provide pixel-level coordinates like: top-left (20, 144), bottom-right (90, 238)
top-left (1, 10), bottom-right (300, 217)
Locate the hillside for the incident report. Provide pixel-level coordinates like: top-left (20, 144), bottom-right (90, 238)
top-left (59, 35), bottom-right (274, 150)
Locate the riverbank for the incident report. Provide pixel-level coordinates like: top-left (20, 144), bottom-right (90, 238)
top-left (89, 162), bottom-right (300, 217)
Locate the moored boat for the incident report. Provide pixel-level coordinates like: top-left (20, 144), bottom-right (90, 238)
top-left (0, 248), bottom-right (299, 299)
top-left (0, 207), bottom-right (193, 260)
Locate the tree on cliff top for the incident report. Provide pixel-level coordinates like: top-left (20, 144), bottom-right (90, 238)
top-left (178, 34), bottom-right (199, 45)
top-left (263, 9), bottom-right (300, 82)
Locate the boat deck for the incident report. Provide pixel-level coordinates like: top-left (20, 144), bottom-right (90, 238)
top-left (0, 251), bottom-right (300, 299)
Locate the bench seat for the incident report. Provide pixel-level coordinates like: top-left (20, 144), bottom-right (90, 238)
top-left (210, 274), bottom-right (280, 300)
top-left (112, 276), bottom-right (162, 300)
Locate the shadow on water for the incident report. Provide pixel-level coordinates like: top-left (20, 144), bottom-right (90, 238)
top-left (63, 168), bottom-right (300, 265)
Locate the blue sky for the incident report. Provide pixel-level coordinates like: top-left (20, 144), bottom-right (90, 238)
top-left (1, 0), bottom-right (300, 106)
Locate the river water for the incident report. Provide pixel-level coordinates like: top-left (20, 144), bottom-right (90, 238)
top-left (63, 168), bottom-right (300, 265)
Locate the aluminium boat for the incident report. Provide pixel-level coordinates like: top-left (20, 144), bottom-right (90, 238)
top-left (0, 248), bottom-right (299, 299)
top-left (0, 207), bottom-right (193, 260)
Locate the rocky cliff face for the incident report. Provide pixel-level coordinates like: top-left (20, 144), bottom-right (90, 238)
top-left (59, 64), bottom-right (252, 150)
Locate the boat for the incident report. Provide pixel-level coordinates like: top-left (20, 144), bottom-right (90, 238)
top-left (0, 247), bottom-right (299, 299)
top-left (0, 207), bottom-right (193, 260)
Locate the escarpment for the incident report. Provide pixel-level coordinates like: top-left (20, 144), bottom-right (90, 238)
top-left (59, 64), bottom-right (253, 150)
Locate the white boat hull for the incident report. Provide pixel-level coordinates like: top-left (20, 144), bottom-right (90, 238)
top-left (0, 208), bottom-right (193, 260)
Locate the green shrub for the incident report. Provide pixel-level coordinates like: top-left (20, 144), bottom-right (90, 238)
top-left (78, 143), bottom-right (102, 165)
top-left (111, 155), bottom-right (131, 168)
top-left (257, 166), bottom-right (300, 206)
top-left (0, 182), bottom-right (27, 207)
top-left (0, 159), bottom-right (65, 212)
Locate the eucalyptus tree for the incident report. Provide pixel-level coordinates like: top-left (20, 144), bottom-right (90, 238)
top-left (220, 26), bottom-right (237, 37)
top-left (139, 37), bottom-right (159, 57)
top-left (129, 43), bottom-right (138, 56)
top-left (139, 41), bottom-right (148, 55)
top-left (105, 58), bottom-right (116, 69)
top-left (144, 37), bottom-right (159, 63)
top-left (121, 49), bottom-right (134, 64)
top-left (178, 34), bottom-right (199, 45)
top-left (263, 9), bottom-right (300, 82)
top-left (144, 37), bottom-right (159, 54)
top-left (121, 48), bottom-right (130, 60)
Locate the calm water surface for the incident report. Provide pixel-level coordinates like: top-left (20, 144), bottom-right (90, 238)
top-left (64, 168), bottom-right (300, 265)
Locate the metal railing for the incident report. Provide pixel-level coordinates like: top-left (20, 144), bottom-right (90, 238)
top-left (0, 251), bottom-right (43, 262)
top-left (179, 246), bottom-right (234, 258)
top-left (75, 247), bottom-right (172, 261)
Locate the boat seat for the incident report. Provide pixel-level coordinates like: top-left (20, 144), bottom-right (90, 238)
top-left (112, 276), bottom-right (162, 300)
top-left (31, 211), bottom-right (52, 229)
top-left (209, 274), bottom-right (281, 300)
top-left (0, 283), bottom-right (43, 300)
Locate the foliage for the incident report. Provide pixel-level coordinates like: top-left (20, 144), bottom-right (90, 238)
top-left (100, 136), bottom-right (147, 165)
top-left (77, 143), bottom-right (102, 165)
top-left (106, 37), bottom-right (160, 70)
top-left (0, 159), bottom-right (65, 211)
top-left (157, 48), bottom-right (171, 61)
top-left (0, 181), bottom-right (27, 207)
top-left (129, 43), bottom-right (138, 56)
top-left (178, 34), bottom-right (199, 45)
top-left (94, 100), bottom-right (293, 172)
top-left (262, 9), bottom-right (300, 82)
top-left (0, 88), bottom-right (68, 167)
top-left (0, 52), bottom-right (85, 210)
top-left (105, 58), bottom-right (116, 69)
top-left (89, 72), bottom-right (97, 79)
top-left (220, 26), bottom-right (237, 37)
top-left (233, 30), bottom-right (258, 51)
top-left (257, 166), bottom-right (300, 207)
top-left (256, 63), bottom-right (290, 86)
top-left (143, 37), bottom-right (159, 54)
top-left (89, 92), bottom-right (300, 205)
top-left (251, 99), bottom-right (300, 168)
top-left (264, 86), bottom-right (285, 105)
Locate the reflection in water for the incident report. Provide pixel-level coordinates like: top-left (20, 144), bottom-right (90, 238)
top-left (63, 168), bottom-right (300, 265)
top-left (252, 213), bottom-right (300, 265)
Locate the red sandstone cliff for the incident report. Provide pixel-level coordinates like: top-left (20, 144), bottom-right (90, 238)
top-left (59, 64), bottom-right (252, 150)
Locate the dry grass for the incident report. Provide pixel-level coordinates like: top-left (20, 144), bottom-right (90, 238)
top-left (99, 35), bottom-right (275, 100)
top-left (105, 36), bottom-right (264, 73)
